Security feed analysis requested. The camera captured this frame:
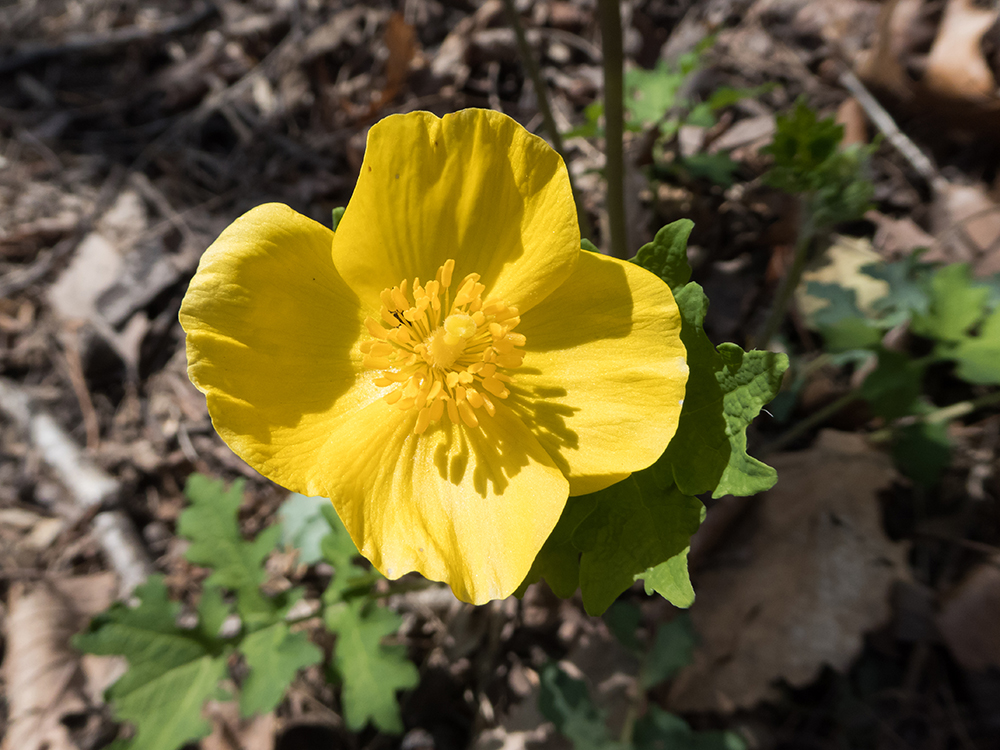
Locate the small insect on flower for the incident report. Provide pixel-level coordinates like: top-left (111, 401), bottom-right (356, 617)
top-left (179, 108), bottom-right (687, 604)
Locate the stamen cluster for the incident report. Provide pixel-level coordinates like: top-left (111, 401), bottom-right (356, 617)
top-left (361, 259), bottom-right (526, 434)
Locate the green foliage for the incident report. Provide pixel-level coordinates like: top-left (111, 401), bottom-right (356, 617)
top-left (763, 99), bottom-right (876, 230)
top-left (74, 577), bottom-right (230, 750)
top-left (540, 610), bottom-right (743, 750)
top-left (568, 42), bottom-right (768, 186)
top-left (520, 221), bottom-right (787, 614)
top-left (539, 663), bottom-right (625, 750)
top-left (331, 206), bottom-right (346, 230)
top-left (319, 502), bottom-right (419, 733)
top-left (327, 601), bottom-right (418, 733)
top-left (279, 491), bottom-right (334, 565)
top-left (801, 252), bottom-right (1000, 487)
top-left (76, 479), bottom-right (417, 750)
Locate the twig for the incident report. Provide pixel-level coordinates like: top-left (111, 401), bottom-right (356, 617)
top-left (500, 0), bottom-right (592, 239)
top-left (837, 67), bottom-right (946, 193)
top-left (0, 377), bottom-right (154, 597)
top-left (0, 3), bottom-right (217, 74)
top-left (597, 0), bottom-right (627, 257)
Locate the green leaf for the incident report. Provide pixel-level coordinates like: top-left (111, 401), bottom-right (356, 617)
top-left (326, 601), bottom-right (419, 734)
top-left (634, 220), bottom-right (694, 290)
top-left (74, 577), bottom-right (229, 750)
top-left (319, 503), bottom-right (373, 600)
top-left (676, 152), bottom-right (740, 187)
top-left (634, 706), bottom-right (746, 750)
top-left (635, 229), bottom-right (786, 497)
top-left (603, 601), bottom-right (643, 652)
top-left (951, 305), bottom-right (1000, 384)
top-left (179, 475), bottom-right (278, 622)
top-left (516, 493), bottom-right (598, 599)
top-left (331, 206), bottom-right (346, 231)
top-left (639, 547), bottom-right (696, 608)
top-left (625, 60), bottom-right (688, 128)
top-left (892, 420), bottom-right (951, 489)
top-left (538, 663), bottom-right (623, 750)
top-left (859, 349), bottom-right (925, 419)
top-left (640, 615), bottom-right (696, 689)
top-left (573, 472), bottom-right (704, 615)
top-left (239, 620), bottom-right (322, 717)
top-left (582, 238), bottom-right (601, 253)
top-left (662, 286), bottom-right (788, 497)
top-left (279, 493), bottom-right (335, 565)
top-left (911, 263), bottom-right (989, 343)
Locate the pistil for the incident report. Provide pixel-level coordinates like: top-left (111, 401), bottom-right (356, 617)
top-left (360, 259), bottom-right (525, 433)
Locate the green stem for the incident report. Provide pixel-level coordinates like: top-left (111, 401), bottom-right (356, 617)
top-left (754, 202), bottom-right (815, 349)
top-left (597, 0), bottom-right (627, 258)
top-left (501, 0), bottom-right (592, 239)
top-left (761, 390), bottom-right (861, 455)
top-left (924, 389), bottom-right (1000, 424)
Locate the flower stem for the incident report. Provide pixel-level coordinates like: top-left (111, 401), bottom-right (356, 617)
top-left (501, 0), bottom-right (592, 240)
top-left (754, 204), bottom-right (815, 348)
top-left (597, 0), bottom-right (627, 258)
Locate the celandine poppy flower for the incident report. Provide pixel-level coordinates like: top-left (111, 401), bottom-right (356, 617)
top-left (180, 109), bottom-right (687, 604)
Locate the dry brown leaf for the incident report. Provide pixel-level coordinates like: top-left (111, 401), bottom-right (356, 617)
top-left (3, 574), bottom-right (118, 750)
top-left (930, 182), bottom-right (1000, 273)
top-left (937, 558), bottom-right (1000, 671)
top-left (835, 97), bottom-right (868, 147)
top-left (202, 701), bottom-right (277, 750)
top-left (668, 431), bottom-right (909, 713)
top-left (796, 235), bottom-right (890, 323)
top-left (924, 0), bottom-right (998, 101)
top-left (868, 210), bottom-right (936, 260)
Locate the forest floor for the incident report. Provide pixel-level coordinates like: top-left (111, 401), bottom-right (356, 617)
top-left (3, 0), bottom-right (1000, 749)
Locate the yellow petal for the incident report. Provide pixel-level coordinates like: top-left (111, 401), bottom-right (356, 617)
top-left (309, 400), bottom-right (569, 604)
top-left (179, 203), bottom-right (381, 472)
top-left (512, 251), bottom-right (688, 495)
top-left (332, 109), bottom-right (579, 316)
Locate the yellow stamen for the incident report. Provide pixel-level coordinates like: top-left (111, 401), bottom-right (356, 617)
top-left (362, 259), bottom-right (525, 433)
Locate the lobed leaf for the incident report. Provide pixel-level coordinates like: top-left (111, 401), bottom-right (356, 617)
top-left (73, 577), bottom-right (230, 750)
top-left (240, 621), bottom-right (322, 717)
top-left (326, 601), bottom-right (419, 734)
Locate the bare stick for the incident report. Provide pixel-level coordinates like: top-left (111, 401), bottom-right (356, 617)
top-left (838, 68), bottom-right (946, 193)
top-left (0, 378), bottom-right (154, 596)
top-left (597, 0), bottom-right (627, 258)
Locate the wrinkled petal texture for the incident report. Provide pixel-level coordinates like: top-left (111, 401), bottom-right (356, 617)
top-left (314, 398), bottom-right (569, 604)
top-left (180, 111), bottom-right (688, 606)
top-left (332, 109), bottom-right (579, 316)
top-left (179, 203), bottom-right (380, 485)
top-left (515, 251), bottom-right (688, 495)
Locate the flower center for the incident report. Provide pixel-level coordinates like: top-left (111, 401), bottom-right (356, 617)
top-left (361, 259), bottom-right (526, 434)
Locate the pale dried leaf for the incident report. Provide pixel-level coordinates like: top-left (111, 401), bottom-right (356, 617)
top-left (668, 431), bottom-right (908, 713)
top-left (797, 235), bottom-right (890, 321)
top-left (3, 574), bottom-right (117, 750)
top-left (924, 0), bottom-right (998, 100)
top-left (931, 182), bottom-right (1000, 272)
top-left (202, 701), bottom-right (277, 750)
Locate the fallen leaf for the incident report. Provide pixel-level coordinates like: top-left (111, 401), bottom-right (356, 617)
top-left (3, 574), bottom-right (118, 750)
top-left (868, 210), bottom-right (936, 260)
top-left (924, 0), bottom-right (998, 101)
top-left (797, 235), bottom-right (890, 322)
top-left (937, 558), bottom-right (1000, 671)
top-left (668, 431), bottom-right (909, 713)
top-left (931, 182), bottom-right (1000, 273)
top-left (203, 701), bottom-right (277, 750)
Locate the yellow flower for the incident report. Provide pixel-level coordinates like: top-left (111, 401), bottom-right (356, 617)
top-left (179, 109), bottom-right (687, 604)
